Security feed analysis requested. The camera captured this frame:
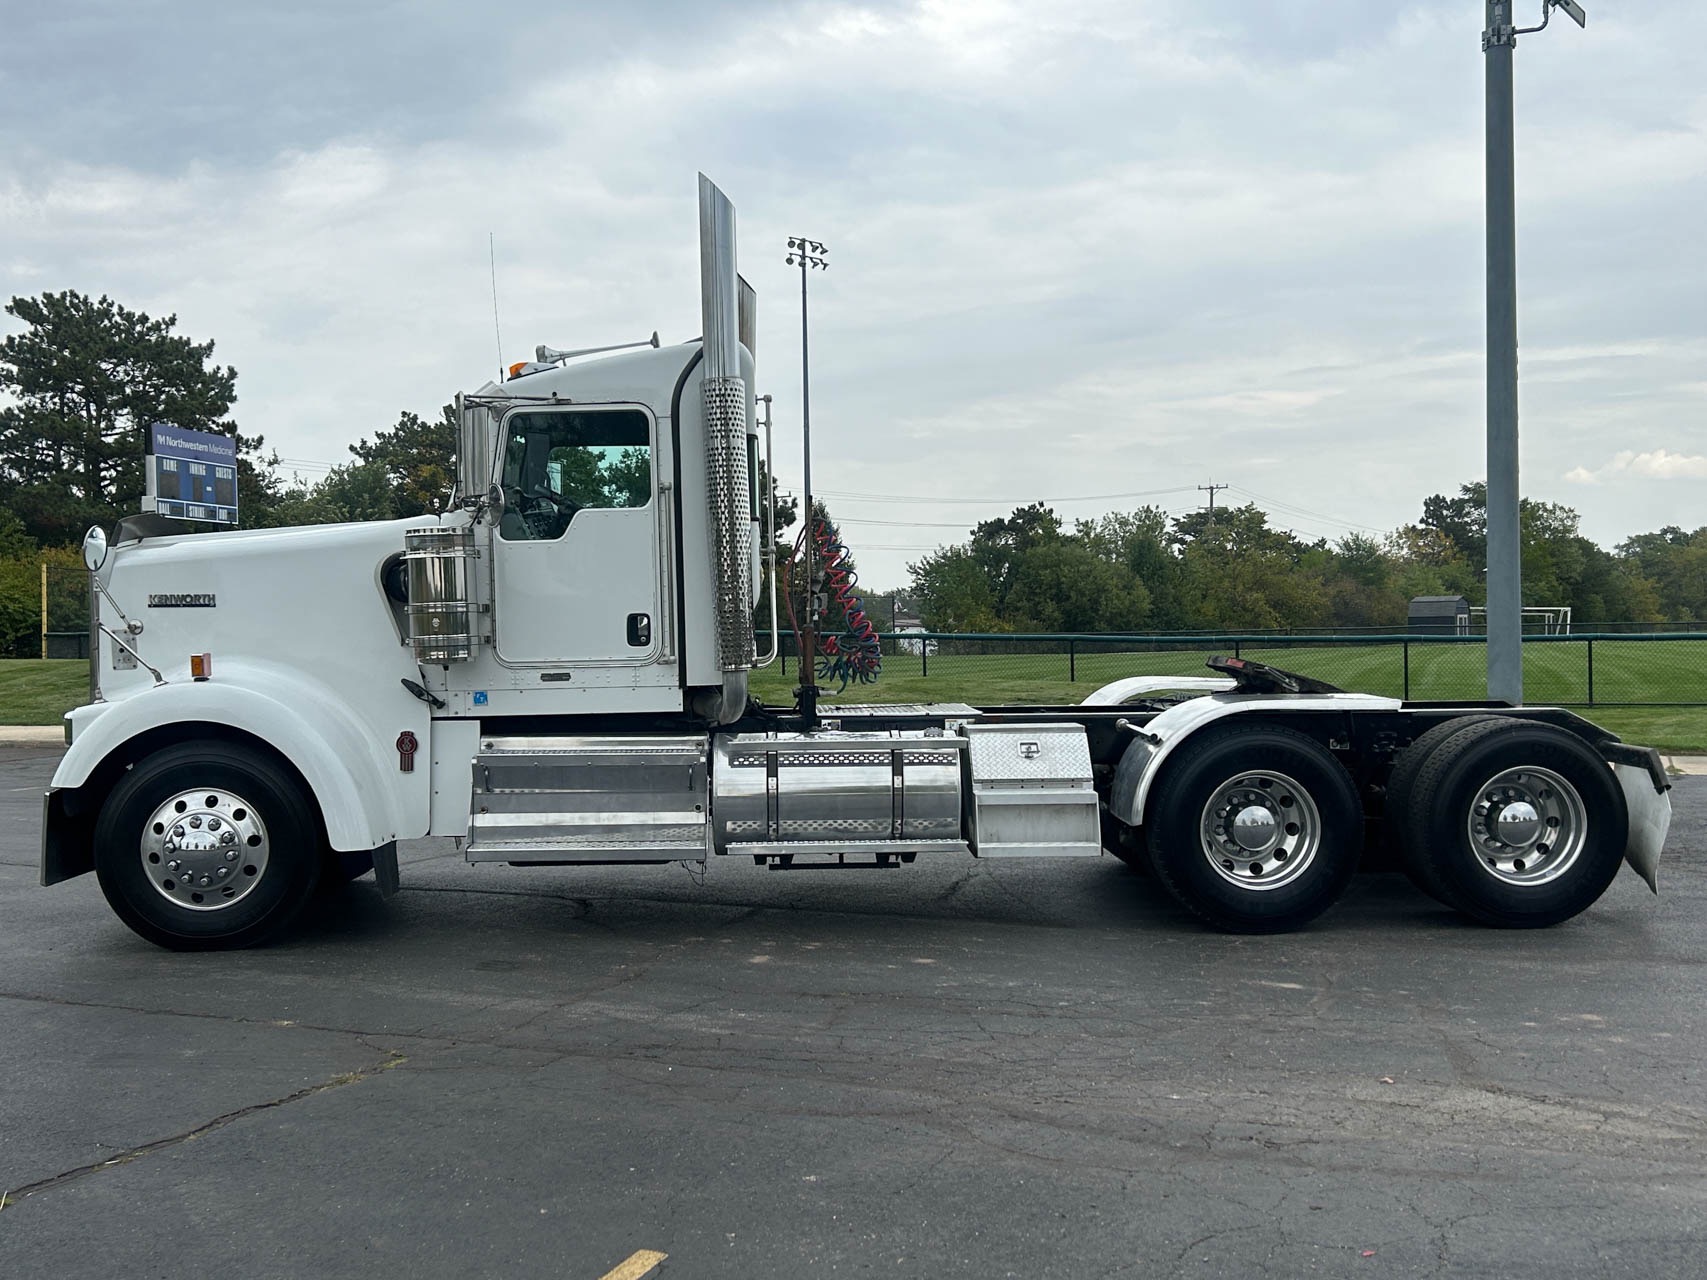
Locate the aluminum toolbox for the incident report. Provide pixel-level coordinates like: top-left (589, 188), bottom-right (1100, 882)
top-left (963, 722), bottom-right (1102, 858)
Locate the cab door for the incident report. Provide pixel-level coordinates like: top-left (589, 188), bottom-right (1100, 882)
top-left (491, 405), bottom-right (665, 668)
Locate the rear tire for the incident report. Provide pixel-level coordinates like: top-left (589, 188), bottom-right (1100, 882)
top-left (1386, 714), bottom-right (1507, 903)
top-left (94, 742), bottom-right (324, 950)
top-left (1145, 725), bottom-right (1362, 933)
top-left (1402, 720), bottom-right (1625, 928)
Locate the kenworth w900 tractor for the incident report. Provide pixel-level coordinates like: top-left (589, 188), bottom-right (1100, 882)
top-left (41, 176), bottom-right (1671, 950)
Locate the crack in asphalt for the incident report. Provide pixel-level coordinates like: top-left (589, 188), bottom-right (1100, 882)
top-left (0, 988), bottom-right (454, 1047)
top-left (0, 1049), bottom-right (406, 1212)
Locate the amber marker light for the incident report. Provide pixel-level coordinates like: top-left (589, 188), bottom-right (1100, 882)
top-left (190, 653), bottom-right (212, 681)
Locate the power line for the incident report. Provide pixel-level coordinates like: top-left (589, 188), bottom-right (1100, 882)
top-left (836, 516), bottom-right (1013, 529)
top-left (816, 484), bottom-right (1198, 506)
top-left (1227, 484), bottom-right (1386, 535)
top-left (843, 545), bottom-right (949, 553)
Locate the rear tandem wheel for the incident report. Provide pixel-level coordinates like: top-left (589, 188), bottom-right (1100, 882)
top-left (1144, 724), bottom-right (1362, 933)
top-left (1384, 714), bottom-right (1507, 904)
top-left (1395, 719), bottom-right (1627, 928)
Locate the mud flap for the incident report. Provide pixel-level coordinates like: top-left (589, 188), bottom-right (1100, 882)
top-left (373, 841), bottom-right (400, 898)
top-left (40, 790), bottom-right (93, 887)
top-left (1613, 763), bottom-right (1668, 893)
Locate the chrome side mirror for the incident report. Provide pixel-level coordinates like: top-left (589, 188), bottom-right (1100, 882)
top-left (82, 526), bottom-right (109, 572)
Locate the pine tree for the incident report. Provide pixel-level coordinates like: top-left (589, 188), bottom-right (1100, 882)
top-left (0, 291), bottom-right (247, 543)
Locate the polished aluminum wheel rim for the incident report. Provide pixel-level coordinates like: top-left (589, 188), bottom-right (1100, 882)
top-left (1199, 770), bottom-right (1321, 891)
top-left (1465, 766), bottom-right (1586, 887)
top-left (139, 787), bottom-right (270, 912)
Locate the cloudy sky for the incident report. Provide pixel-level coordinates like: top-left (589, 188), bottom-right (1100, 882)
top-left (3, 0), bottom-right (1703, 586)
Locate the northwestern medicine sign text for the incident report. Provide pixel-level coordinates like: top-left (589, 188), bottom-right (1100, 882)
top-left (144, 425), bottom-right (239, 525)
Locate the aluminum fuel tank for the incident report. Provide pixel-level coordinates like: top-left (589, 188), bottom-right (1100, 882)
top-left (712, 730), bottom-right (967, 857)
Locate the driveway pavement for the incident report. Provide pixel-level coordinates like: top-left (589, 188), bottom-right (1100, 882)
top-left (2, 744), bottom-right (1703, 1278)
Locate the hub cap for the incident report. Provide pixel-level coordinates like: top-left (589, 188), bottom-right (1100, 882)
top-left (1466, 766), bottom-right (1586, 887)
top-left (139, 788), bottom-right (270, 912)
top-left (1199, 770), bottom-right (1322, 891)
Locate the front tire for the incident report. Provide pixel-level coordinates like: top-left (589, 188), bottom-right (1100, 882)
top-left (1144, 725), bottom-right (1362, 933)
top-left (1401, 720), bottom-right (1626, 928)
top-left (94, 742), bottom-right (324, 950)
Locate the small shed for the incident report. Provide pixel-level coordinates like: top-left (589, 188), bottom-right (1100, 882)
top-left (1408, 594), bottom-right (1470, 635)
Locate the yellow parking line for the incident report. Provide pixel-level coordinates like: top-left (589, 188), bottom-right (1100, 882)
top-left (598, 1249), bottom-right (668, 1280)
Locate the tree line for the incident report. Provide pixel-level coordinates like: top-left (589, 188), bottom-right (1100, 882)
top-left (907, 490), bottom-right (1704, 634)
top-left (3, 289), bottom-right (1703, 655)
top-left (0, 291), bottom-right (455, 652)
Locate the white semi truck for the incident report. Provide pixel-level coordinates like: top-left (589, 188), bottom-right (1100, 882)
top-left (41, 176), bottom-right (1671, 950)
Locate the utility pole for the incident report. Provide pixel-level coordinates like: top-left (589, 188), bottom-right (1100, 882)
top-left (1197, 482), bottom-right (1228, 530)
top-left (1483, 0), bottom-right (1586, 704)
top-left (786, 234), bottom-right (828, 729)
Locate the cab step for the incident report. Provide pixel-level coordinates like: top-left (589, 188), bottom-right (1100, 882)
top-left (465, 734), bottom-right (710, 863)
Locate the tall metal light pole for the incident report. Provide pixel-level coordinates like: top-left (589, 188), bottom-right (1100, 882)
top-left (1483, 0), bottom-right (1585, 704)
top-left (786, 234), bottom-right (828, 727)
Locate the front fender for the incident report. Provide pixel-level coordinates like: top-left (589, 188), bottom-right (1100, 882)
top-left (52, 659), bottom-right (429, 855)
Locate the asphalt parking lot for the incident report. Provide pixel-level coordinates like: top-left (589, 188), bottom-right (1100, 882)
top-left (2, 743), bottom-right (1704, 1278)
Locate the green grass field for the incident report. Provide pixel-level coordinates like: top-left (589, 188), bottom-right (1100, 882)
top-left (8, 648), bottom-right (1705, 752)
top-left (0, 661), bottom-right (88, 729)
top-left (753, 642), bottom-right (1707, 753)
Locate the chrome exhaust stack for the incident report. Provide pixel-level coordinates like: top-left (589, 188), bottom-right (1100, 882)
top-left (697, 173), bottom-right (753, 723)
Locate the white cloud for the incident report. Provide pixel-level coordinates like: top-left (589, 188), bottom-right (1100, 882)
top-left (3, 0), bottom-right (1706, 584)
top-left (1567, 449), bottom-right (1707, 484)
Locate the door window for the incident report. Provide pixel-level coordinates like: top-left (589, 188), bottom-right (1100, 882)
top-left (498, 409), bottom-right (652, 541)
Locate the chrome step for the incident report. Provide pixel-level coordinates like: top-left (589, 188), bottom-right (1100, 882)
top-left (465, 734), bottom-right (710, 864)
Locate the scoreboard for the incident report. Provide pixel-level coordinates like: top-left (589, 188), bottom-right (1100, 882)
top-left (143, 425), bottom-right (239, 525)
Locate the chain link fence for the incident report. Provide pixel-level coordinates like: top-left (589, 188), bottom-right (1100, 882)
top-left (8, 580), bottom-right (1705, 705)
top-left (1, 560), bottom-right (90, 660)
top-left (770, 630), bottom-right (1707, 705)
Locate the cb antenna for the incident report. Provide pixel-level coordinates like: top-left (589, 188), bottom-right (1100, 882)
top-left (489, 232), bottom-right (504, 381)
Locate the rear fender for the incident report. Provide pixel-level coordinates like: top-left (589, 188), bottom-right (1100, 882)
top-left (1106, 692), bottom-right (1402, 828)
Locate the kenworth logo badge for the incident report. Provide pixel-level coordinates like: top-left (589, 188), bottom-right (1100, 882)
top-left (147, 593), bottom-right (217, 608)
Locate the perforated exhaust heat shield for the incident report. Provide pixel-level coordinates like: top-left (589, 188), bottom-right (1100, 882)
top-left (699, 174), bottom-right (754, 678)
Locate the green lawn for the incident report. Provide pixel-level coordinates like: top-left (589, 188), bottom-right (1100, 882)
top-left (755, 644), bottom-right (1707, 754)
top-left (0, 660), bottom-right (88, 728)
top-left (9, 651), bottom-right (1706, 753)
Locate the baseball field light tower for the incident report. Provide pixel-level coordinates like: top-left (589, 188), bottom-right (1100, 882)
top-left (785, 234), bottom-right (828, 729)
top-left (1482, 0), bottom-right (1585, 705)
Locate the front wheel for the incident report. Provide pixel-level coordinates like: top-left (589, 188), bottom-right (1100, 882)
top-left (1144, 725), bottom-right (1362, 933)
top-left (94, 741), bottom-right (324, 950)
